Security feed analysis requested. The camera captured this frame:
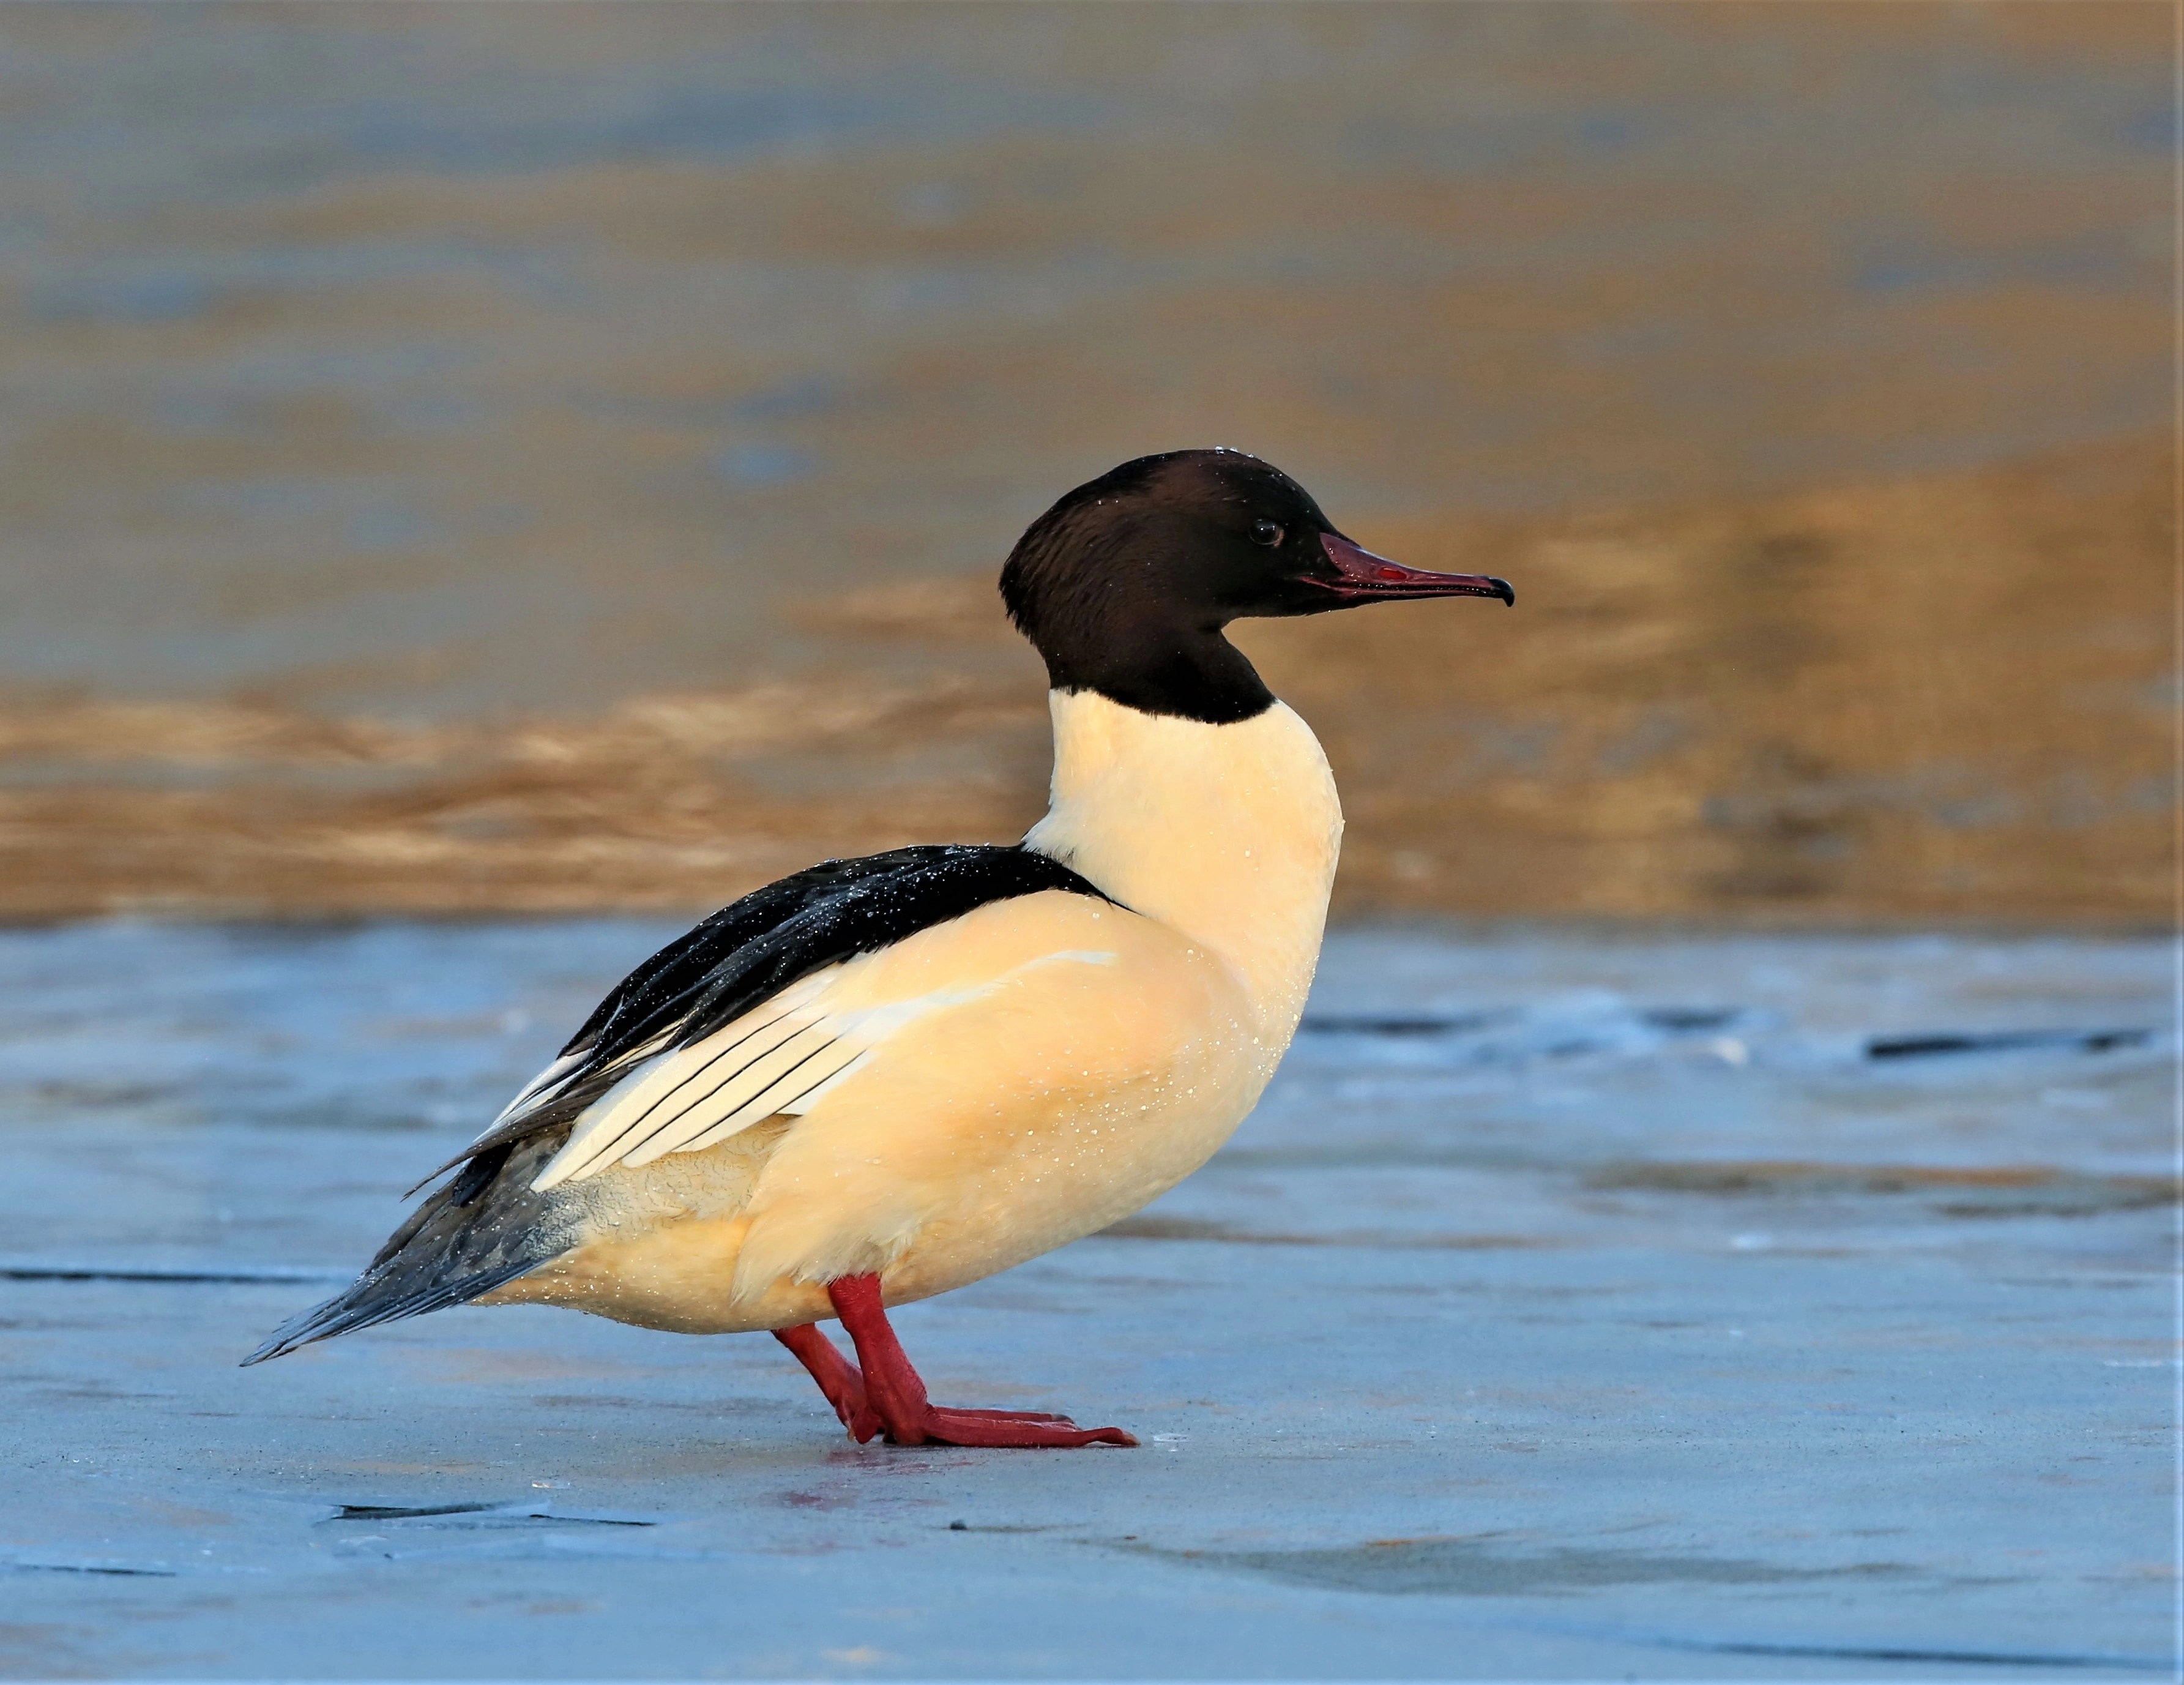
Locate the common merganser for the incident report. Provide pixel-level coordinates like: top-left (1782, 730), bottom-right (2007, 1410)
top-left (246, 449), bottom-right (1513, 1449)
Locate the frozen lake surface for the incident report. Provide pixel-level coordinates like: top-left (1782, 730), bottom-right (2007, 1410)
top-left (0, 920), bottom-right (2172, 1679)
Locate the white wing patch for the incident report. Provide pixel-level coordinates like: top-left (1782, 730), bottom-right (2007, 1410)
top-left (528, 947), bottom-right (1118, 1192)
top-left (484, 1046), bottom-right (595, 1133)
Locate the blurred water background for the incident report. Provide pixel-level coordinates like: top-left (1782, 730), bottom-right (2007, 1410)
top-left (0, 1), bottom-right (2170, 926)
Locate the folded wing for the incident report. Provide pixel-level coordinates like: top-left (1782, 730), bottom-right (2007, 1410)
top-left (532, 938), bottom-right (1127, 1190)
top-left (452, 843), bottom-right (1114, 1177)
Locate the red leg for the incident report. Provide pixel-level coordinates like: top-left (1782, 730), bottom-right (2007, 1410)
top-left (773, 1323), bottom-right (881, 1442)
top-left (824, 1274), bottom-right (1136, 1449)
top-left (771, 1320), bottom-right (1063, 1443)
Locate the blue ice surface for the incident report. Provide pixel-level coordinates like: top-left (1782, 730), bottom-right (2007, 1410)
top-left (0, 918), bottom-right (2171, 1678)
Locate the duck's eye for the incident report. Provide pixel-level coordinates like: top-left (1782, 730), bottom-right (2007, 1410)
top-left (1250, 520), bottom-right (1284, 547)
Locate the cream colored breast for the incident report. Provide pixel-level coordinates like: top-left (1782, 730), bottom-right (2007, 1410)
top-left (1021, 689), bottom-right (1343, 1056)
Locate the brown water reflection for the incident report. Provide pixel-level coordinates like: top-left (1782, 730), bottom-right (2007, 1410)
top-left (1, 432), bottom-right (2164, 925)
top-left (0, 4), bottom-right (2169, 924)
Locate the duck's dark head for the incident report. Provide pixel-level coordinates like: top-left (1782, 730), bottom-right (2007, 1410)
top-left (999, 449), bottom-right (1512, 725)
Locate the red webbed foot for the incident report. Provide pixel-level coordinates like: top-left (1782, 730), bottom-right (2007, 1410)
top-left (777, 1275), bottom-right (1135, 1449)
top-left (915, 1407), bottom-right (1136, 1448)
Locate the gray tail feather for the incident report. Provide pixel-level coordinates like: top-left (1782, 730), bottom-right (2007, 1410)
top-left (240, 1258), bottom-right (544, 1366)
top-left (242, 1130), bottom-right (575, 1366)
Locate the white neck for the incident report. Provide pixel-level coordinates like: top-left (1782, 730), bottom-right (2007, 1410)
top-left (1023, 689), bottom-right (1343, 1047)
